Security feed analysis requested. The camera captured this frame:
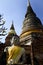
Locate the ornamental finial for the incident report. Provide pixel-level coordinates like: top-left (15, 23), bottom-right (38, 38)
top-left (27, 0), bottom-right (30, 6)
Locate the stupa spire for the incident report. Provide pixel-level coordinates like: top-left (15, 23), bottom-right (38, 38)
top-left (10, 21), bottom-right (14, 30)
top-left (8, 21), bottom-right (16, 35)
top-left (25, 0), bottom-right (36, 17)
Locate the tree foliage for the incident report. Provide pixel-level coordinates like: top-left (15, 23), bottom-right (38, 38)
top-left (0, 14), bottom-right (7, 41)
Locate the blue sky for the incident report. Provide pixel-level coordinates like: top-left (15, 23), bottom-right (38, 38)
top-left (0, 0), bottom-right (43, 42)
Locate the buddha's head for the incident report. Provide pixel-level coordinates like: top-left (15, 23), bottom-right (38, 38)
top-left (10, 36), bottom-right (20, 46)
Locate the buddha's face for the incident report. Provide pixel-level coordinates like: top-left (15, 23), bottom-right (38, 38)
top-left (10, 36), bottom-right (19, 46)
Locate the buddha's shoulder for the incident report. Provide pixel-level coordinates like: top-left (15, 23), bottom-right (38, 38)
top-left (15, 46), bottom-right (25, 51)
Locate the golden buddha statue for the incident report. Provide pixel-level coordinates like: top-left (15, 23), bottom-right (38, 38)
top-left (4, 36), bottom-right (26, 65)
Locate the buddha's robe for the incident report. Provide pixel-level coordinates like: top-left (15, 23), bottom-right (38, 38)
top-left (4, 45), bottom-right (25, 64)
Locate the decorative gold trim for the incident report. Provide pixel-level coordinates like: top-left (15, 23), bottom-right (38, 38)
top-left (20, 30), bottom-right (42, 38)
